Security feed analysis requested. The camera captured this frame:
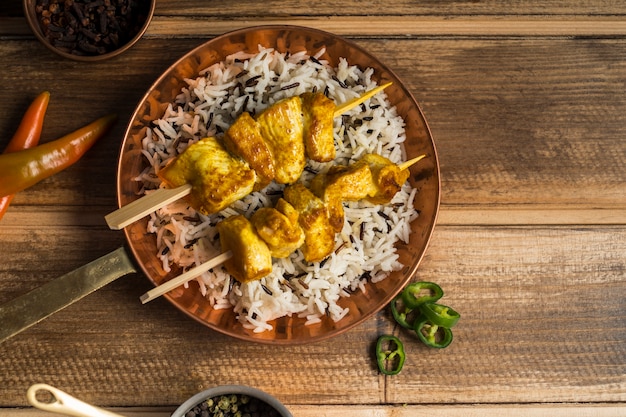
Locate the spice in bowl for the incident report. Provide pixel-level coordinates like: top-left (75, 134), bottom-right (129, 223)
top-left (172, 386), bottom-right (292, 417)
top-left (184, 393), bottom-right (282, 417)
top-left (29, 0), bottom-right (153, 59)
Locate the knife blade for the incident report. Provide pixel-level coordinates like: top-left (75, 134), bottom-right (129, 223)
top-left (0, 246), bottom-right (137, 344)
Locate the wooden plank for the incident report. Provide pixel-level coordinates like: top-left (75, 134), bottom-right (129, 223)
top-left (2, 404), bottom-right (626, 417)
top-left (438, 207), bottom-right (626, 225)
top-left (6, 16), bottom-right (626, 38)
top-left (151, 0), bottom-right (626, 16)
top-left (144, 16), bottom-right (626, 37)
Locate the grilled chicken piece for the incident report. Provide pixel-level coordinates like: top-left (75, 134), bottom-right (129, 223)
top-left (256, 96), bottom-right (305, 184)
top-left (301, 92), bottom-right (335, 162)
top-left (217, 215), bottom-right (272, 283)
top-left (250, 198), bottom-right (305, 258)
top-left (310, 154), bottom-right (410, 230)
top-left (310, 162), bottom-right (377, 232)
top-left (158, 137), bottom-right (256, 215)
top-left (283, 183), bottom-right (335, 262)
top-left (360, 153), bottom-right (410, 204)
top-left (223, 112), bottom-right (275, 190)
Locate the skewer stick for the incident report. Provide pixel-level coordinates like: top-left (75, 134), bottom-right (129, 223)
top-left (140, 251), bottom-right (233, 304)
top-left (398, 154), bottom-right (427, 171)
top-left (105, 184), bottom-right (192, 230)
top-left (333, 82), bottom-right (393, 117)
top-left (105, 83), bottom-right (393, 231)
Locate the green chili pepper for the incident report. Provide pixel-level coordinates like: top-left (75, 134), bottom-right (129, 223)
top-left (414, 316), bottom-right (453, 349)
top-left (419, 303), bottom-right (460, 328)
top-left (391, 293), bottom-right (420, 329)
top-left (376, 335), bottom-right (405, 375)
top-left (401, 281), bottom-right (444, 309)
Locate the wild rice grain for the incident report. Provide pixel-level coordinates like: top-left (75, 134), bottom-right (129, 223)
top-left (280, 82), bottom-right (300, 91)
top-left (261, 284), bottom-right (273, 296)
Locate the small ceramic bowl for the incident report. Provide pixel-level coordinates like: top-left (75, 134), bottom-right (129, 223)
top-left (171, 385), bottom-right (293, 417)
top-left (23, 0), bottom-right (155, 61)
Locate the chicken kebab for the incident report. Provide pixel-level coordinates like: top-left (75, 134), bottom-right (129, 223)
top-left (157, 90), bottom-right (358, 214)
top-left (217, 152), bottom-right (419, 283)
top-left (152, 84), bottom-right (419, 272)
top-left (134, 82), bottom-right (424, 303)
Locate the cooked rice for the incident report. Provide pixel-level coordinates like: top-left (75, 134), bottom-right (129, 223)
top-left (135, 46), bottom-right (419, 332)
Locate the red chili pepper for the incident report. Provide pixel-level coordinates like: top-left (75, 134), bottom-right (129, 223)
top-left (0, 113), bottom-right (117, 198)
top-left (0, 91), bottom-right (50, 219)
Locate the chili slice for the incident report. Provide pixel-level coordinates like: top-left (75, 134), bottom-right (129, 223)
top-left (391, 293), bottom-right (420, 329)
top-left (414, 316), bottom-right (453, 349)
top-left (419, 303), bottom-right (460, 328)
top-left (401, 281), bottom-right (444, 309)
top-left (376, 335), bottom-right (405, 375)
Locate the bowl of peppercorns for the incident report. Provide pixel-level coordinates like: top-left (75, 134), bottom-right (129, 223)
top-left (23, 0), bottom-right (155, 61)
top-left (172, 385), bottom-right (293, 417)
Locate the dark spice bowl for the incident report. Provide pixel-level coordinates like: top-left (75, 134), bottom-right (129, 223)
top-left (23, 0), bottom-right (155, 61)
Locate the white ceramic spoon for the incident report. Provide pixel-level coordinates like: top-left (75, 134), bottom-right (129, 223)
top-left (27, 384), bottom-right (124, 417)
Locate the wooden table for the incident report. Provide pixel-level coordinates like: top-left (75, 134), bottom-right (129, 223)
top-left (1, 1), bottom-right (625, 416)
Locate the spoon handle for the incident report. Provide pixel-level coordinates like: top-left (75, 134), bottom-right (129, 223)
top-left (27, 384), bottom-right (125, 417)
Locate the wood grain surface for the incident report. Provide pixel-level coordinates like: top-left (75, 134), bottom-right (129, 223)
top-left (0, 0), bottom-right (624, 415)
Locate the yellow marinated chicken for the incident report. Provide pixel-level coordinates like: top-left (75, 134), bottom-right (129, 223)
top-left (217, 215), bottom-right (272, 283)
top-left (256, 96), bottom-right (305, 184)
top-left (360, 153), bottom-right (410, 204)
top-left (301, 92), bottom-right (336, 162)
top-left (250, 198), bottom-right (305, 258)
top-left (222, 111), bottom-right (275, 190)
top-left (310, 162), bottom-right (377, 232)
top-left (158, 137), bottom-right (256, 215)
top-left (283, 183), bottom-right (335, 262)
top-left (310, 154), bottom-right (410, 231)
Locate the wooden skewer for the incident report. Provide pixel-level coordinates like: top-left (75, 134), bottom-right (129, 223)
top-left (140, 251), bottom-right (233, 304)
top-left (105, 83), bottom-right (394, 231)
top-left (105, 184), bottom-right (192, 230)
top-left (398, 154), bottom-right (427, 171)
top-left (332, 82), bottom-right (393, 116)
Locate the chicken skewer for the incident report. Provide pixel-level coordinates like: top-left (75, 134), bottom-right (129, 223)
top-left (139, 153), bottom-right (425, 304)
top-left (105, 82), bottom-right (393, 230)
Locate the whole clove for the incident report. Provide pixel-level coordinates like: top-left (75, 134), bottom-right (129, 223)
top-left (34, 0), bottom-right (151, 57)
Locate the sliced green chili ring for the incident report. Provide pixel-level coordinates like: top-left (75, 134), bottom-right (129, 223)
top-left (390, 293), bottom-right (421, 329)
top-left (376, 335), bottom-right (406, 375)
top-left (401, 281), bottom-right (444, 309)
top-left (419, 302), bottom-right (460, 328)
top-left (414, 317), bottom-right (453, 349)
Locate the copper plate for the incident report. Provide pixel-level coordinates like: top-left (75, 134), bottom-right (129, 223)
top-left (117, 25), bottom-right (440, 344)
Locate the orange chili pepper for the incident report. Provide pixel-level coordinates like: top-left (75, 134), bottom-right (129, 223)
top-left (0, 113), bottom-right (117, 198)
top-left (0, 91), bottom-right (50, 220)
